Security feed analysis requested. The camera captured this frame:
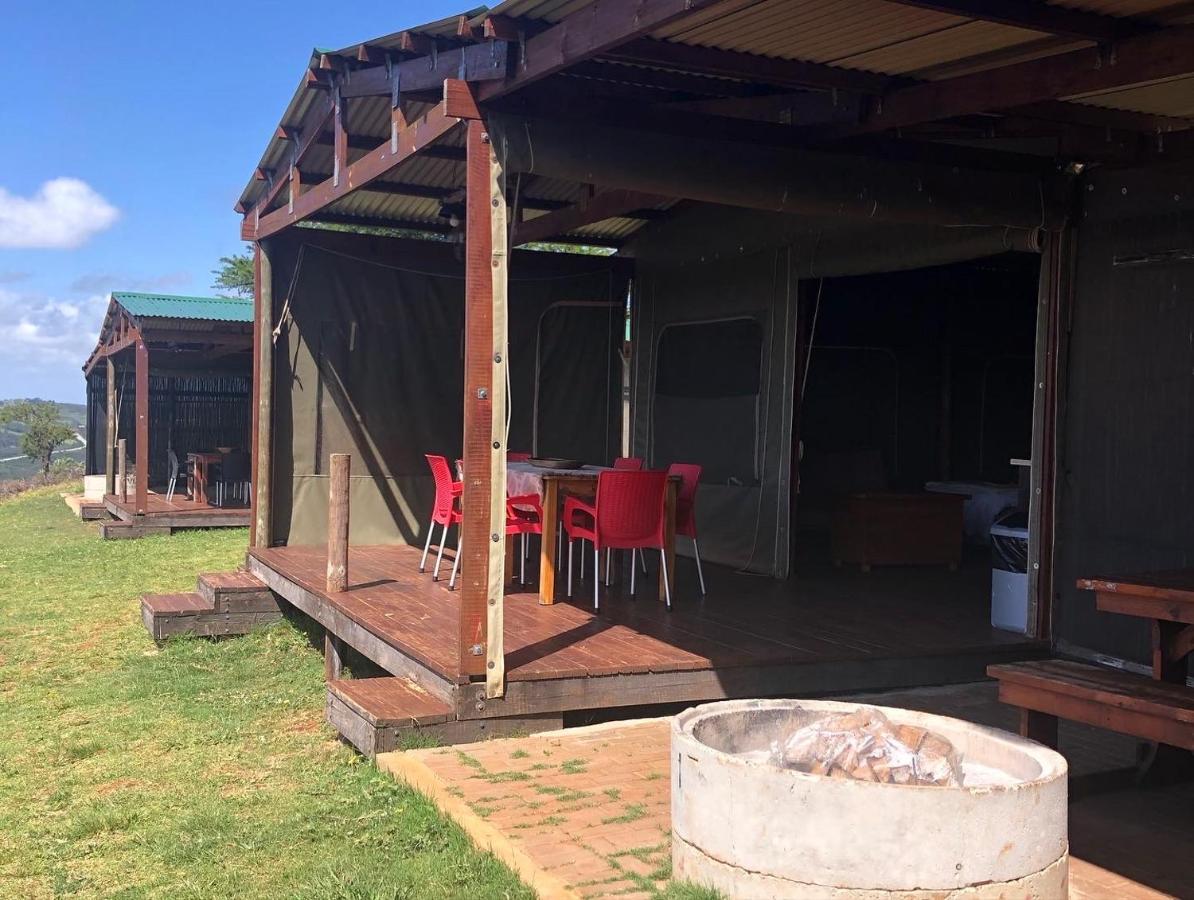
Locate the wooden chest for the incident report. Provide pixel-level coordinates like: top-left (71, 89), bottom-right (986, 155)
top-left (832, 492), bottom-right (964, 571)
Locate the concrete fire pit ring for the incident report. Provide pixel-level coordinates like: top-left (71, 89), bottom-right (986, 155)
top-left (672, 698), bottom-right (1068, 899)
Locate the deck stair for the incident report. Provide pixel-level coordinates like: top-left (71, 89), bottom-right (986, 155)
top-left (327, 677), bottom-right (454, 756)
top-left (101, 521), bottom-right (171, 540)
top-left (141, 570), bottom-right (282, 640)
top-left (326, 677), bottom-right (561, 754)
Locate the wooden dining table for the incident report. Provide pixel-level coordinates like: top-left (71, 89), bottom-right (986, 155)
top-left (507, 462), bottom-right (679, 605)
top-left (187, 451), bottom-right (223, 506)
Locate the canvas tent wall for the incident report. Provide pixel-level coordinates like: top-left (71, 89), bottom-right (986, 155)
top-left (264, 228), bottom-right (629, 547)
top-left (626, 204), bottom-right (1044, 576)
top-left (1053, 161), bottom-right (1194, 671)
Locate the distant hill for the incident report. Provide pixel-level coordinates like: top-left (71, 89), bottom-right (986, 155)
top-left (0, 399), bottom-right (88, 480)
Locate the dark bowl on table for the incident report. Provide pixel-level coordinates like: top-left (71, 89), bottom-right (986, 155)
top-left (527, 458), bottom-right (585, 470)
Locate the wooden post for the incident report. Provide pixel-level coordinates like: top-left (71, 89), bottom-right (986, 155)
top-left (326, 453), bottom-right (350, 593)
top-left (105, 357), bottom-right (116, 496)
top-left (251, 242), bottom-right (274, 548)
top-left (1027, 225), bottom-right (1074, 640)
top-left (134, 336), bottom-right (149, 515)
top-left (1019, 709), bottom-right (1059, 749)
top-left (324, 632), bottom-right (345, 681)
top-left (459, 115), bottom-right (497, 681)
top-left (117, 439), bottom-right (127, 503)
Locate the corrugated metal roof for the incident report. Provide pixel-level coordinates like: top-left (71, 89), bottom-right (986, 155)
top-left (113, 292), bottom-right (254, 323)
top-left (238, 0), bottom-right (1194, 234)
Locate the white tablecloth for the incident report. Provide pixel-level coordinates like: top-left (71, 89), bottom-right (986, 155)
top-left (507, 461), bottom-right (609, 498)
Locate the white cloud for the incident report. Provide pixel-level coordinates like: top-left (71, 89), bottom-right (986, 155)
top-left (69, 270), bottom-right (191, 294)
top-left (0, 178), bottom-right (120, 249)
top-left (0, 287), bottom-right (108, 372)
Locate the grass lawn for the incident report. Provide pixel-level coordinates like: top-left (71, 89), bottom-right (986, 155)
top-left (0, 488), bottom-right (532, 899)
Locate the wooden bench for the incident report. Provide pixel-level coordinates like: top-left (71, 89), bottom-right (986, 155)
top-left (988, 659), bottom-right (1194, 751)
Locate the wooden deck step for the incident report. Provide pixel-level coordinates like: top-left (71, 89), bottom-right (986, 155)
top-left (101, 521), bottom-right (171, 540)
top-left (327, 677), bottom-right (562, 755)
top-left (197, 571), bottom-right (279, 613)
top-left (327, 677), bottom-right (452, 756)
top-left (140, 590), bottom-right (282, 641)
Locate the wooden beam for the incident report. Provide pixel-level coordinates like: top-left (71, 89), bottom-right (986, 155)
top-left (357, 43), bottom-right (386, 64)
top-left (495, 112), bottom-right (1064, 228)
top-left (398, 31), bottom-right (437, 56)
top-left (134, 336), bottom-right (149, 515)
top-left (444, 78), bottom-right (483, 119)
top-left (514, 189), bottom-right (667, 245)
top-left (253, 92), bottom-right (334, 217)
top-left (105, 357), bottom-right (116, 497)
top-left (304, 212), bottom-right (454, 234)
top-left (457, 15), bottom-right (483, 41)
top-left (1014, 100), bottom-right (1192, 135)
top-left (483, 15), bottom-right (526, 42)
top-left (842, 24), bottom-right (1194, 135)
top-left (663, 90), bottom-right (865, 125)
top-left (252, 242), bottom-right (273, 549)
top-left (332, 87), bottom-right (347, 187)
top-left (337, 41), bottom-right (510, 99)
top-left (288, 164), bottom-right (301, 212)
top-left (880, 0), bottom-right (1147, 43)
top-left (603, 38), bottom-right (895, 95)
top-left (478, 0), bottom-right (726, 101)
top-left (326, 453), bottom-right (350, 592)
top-left (566, 59), bottom-right (763, 98)
top-left (252, 98), bottom-right (463, 240)
top-left (460, 117), bottom-right (494, 680)
top-left (138, 329), bottom-right (252, 346)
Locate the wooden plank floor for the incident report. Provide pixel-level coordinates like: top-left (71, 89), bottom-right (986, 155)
top-left (105, 494), bottom-right (250, 526)
top-left (251, 543), bottom-right (1043, 687)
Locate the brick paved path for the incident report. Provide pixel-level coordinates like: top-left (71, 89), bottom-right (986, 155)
top-left (378, 684), bottom-right (1187, 899)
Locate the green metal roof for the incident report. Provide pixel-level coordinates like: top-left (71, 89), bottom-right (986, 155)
top-left (112, 292), bottom-right (254, 323)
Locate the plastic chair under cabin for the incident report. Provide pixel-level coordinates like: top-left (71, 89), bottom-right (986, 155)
top-left (563, 470), bottom-right (672, 610)
top-left (450, 494), bottom-right (543, 590)
top-left (218, 451), bottom-right (251, 507)
top-left (668, 462), bottom-right (706, 595)
top-left (569, 457), bottom-right (643, 577)
top-left (166, 449), bottom-right (183, 503)
top-left (459, 455), bottom-right (542, 563)
top-left (422, 454), bottom-right (463, 581)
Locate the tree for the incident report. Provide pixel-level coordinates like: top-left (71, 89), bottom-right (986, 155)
top-left (211, 246), bottom-right (254, 297)
top-left (0, 401), bottom-right (77, 479)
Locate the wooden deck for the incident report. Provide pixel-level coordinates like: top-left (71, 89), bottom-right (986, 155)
top-left (248, 542), bottom-right (1047, 729)
top-left (104, 493), bottom-right (250, 531)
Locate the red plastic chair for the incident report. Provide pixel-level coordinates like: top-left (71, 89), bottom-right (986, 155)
top-left (450, 496), bottom-right (544, 590)
top-left (422, 454), bottom-right (463, 581)
top-left (563, 470), bottom-right (671, 610)
top-left (461, 454), bottom-right (542, 562)
top-left (566, 457), bottom-right (642, 579)
top-left (668, 463), bottom-right (706, 595)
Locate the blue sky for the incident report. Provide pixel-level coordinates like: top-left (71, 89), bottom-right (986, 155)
top-left (0, 0), bottom-right (459, 403)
